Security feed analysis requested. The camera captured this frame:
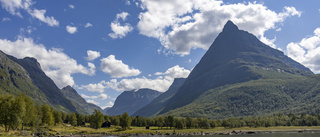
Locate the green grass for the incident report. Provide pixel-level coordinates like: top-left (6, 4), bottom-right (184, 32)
top-left (2, 125), bottom-right (320, 136)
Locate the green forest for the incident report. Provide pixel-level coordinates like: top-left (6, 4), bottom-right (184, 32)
top-left (1, 93), bottom-right (320, 136)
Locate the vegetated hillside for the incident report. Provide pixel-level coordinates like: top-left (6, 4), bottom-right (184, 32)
top-left (0, 51), bottom-right (48, 105)
top-left (162, 69), bottom-right (320, 119)
top-left (133, 78), bottom-right (186, 117)
top-left (107, 88), bottom-right (162, 116)
top-left (61, 85), bottom-right (105, 115)
top-left (0, 50), bottom-right (100, 114)
top-left (157, 21), bottom-right (314, 118)
top-left (7, 55), bottom-right (77, 113)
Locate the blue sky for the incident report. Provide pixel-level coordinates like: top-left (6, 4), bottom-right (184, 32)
top-left (0, 0), bottom-right (320, 109)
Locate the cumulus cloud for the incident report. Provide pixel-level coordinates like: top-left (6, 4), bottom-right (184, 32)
top-left (88, 62), bottom-right (96, 75)
top-left (87, 100), bottom-right (99, 105)
top-left (137, 0), bottom-right (301, 55)
top-left (66, 25), bottom-right (77, 34)
top-left (102, 101), bottom-right (114, 108)
top-left (0, 37), bottom-right (94, 88)
top-left (81, 93), bottom-right (108, 100)
top-left (78, 65), bottom-right (190, 92)
top-left (100, 55), bottom-right (141, 78)
top-left (85, 50), bottom-right (100, 61)
top-left (287, 27), bottom-right (320, 73)
top-left (29, 9), bottom-right (59, 26)
top-left (0, 0), bottom-right (59, 26)
top-left (85, 23), bottom-right (93, 28)
top-left (77, 81), bottom-right (107, 93)
top-left (155, 65), bottom-right (190, 79)
top-left (108, 12), bottom-right (133, 39)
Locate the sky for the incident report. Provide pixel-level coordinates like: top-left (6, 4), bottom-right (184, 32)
top-left (0, 0), bottom-right (320, 109)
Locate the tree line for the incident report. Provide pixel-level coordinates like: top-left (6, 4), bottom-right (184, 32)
top-left (2, 94), bottom-right (320, 132)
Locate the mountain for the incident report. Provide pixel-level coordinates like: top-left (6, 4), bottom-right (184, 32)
top-left (7, 55), bottom-right (77, 113)
top-left (61, 86), bottom-right (105, 115)
top-left (0, 50), bottom-right (101, 114)
top-left (156, 21), bottom-right (316, 119)
top-left (133, 78), bottom-right (186, 117)
top-left (103, 107), bottom-right (111, 114)
top-left (106, 88), bottom-right (162, 116)
top-left (0, 51), bottom-right (49, 105)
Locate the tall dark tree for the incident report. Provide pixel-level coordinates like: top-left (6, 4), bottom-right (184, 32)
top-left (20, 94), bottom-right (36, 130)
top-left (120, 112), bottom-right (132, 130)
top-left (53, 110), bottom-right (62, 125)
top-left (165, 116), bottom-right (174, 129)
top-left (90, 109), bottom-right (104, 129)
top-left (41, 104), bottom-right (54, 127)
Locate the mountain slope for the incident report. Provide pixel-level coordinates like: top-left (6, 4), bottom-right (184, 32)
top-left (0, 51), bottom-right (49, 104)
top-left (133, 78), bottom-right (186, 117)
top-left (158, 21), bottom-right (313, 118)
top-left (162, 74), bottom-right (320, 119)
top-left (7, 55), bottom-right (77, 113)
top-left (61, 86), bottom-right (105, 115)
top-left (107, 88), bottom-right (162, 116)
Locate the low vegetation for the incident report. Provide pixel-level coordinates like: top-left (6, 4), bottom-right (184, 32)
top-left (2, 93), bottom-right (320, 136)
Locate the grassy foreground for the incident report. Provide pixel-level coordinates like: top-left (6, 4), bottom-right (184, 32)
top-left (2, 125), bottom-right (320, 136)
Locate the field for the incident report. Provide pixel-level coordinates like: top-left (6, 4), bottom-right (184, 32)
top-left (2, 125), bottom-right (320, 136)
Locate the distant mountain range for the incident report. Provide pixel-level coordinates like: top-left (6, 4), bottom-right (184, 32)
top-left (133, 78), bottom-right (186, 117)
top-left (106, 88), bottom-right (162, 116)
top-left (0, 51), bottom-right (104, 115)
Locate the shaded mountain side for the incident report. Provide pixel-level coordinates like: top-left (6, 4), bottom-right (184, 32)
top-left (133, 78), bottom-right (186, 117)
top-left (107, 89), bottom-right (162, 116)
top-left (61, 86), bottom-right (105, 115)
top-left (104, 107), bottom-right (111, 114)
top-left (160, 73), bottom-right (320, 119)
top-left (159, 21), bottom-right (312, 115)
top-left (0, 51), bottom-right (49, 105)
top-left (7, 55), bottom-right (77, 113)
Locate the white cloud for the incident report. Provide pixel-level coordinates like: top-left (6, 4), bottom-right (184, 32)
top-left (87, 100), bottom-right (99, 105)
top-left (85, 22), bottom-right (93, 28)
top-left (100, 55), bottom-right (141, 78)
top-left (29, 9), bottom-right (59, 27)
top-left (88, 62), bottom-right (96, 75)
top-left (69, 4), bottom-right (75, 9)
top-left (85, 50), bottom-right (100, 61)
top-left (0, 0), bottom-right (59, 26)
top-left (66, 25), bottom-right (77, 34)
top-left (116, 12), bottom-right (129, 21)
top-left (108, 12), bottom-right (133, 39)
top-left (125, 0), bottom-right (131, 5)
top-left (78, 65), bottom-right (190, 92)
top-left (137, 0), bottom-right (301, 56)
top-left (81, 93), bottom-right (108, 100)
top-left (104, 101), bottom-right (114, 108)
top-left (2, 17), bottom-right (11, 22)
top-left (77, 81), bottom-right (107, 93)
top-left (155, 65), bottom-right (190, 79)
top-left (287, 27), bottom-right (320, 73)
top-left (0, 37), bottom-right (94, 88)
